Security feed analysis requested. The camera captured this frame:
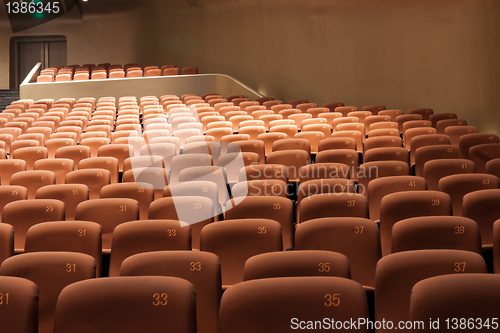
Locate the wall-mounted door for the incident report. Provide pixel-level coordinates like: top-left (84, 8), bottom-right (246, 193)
top-left (10, 36), bottom-right (67, 88)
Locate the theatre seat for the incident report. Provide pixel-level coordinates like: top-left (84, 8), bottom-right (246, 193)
top-left (409, 274), bottom-right (500, 331)
top-left (375, 250), bottom-right (486, 333)
top-left (53, 277), bottom-right (196, 333)
top-left (0, 252), bottom-right (96, 333)
top-left (0, 276), bottom-right (38, 333)
top-left (200, 219), bottom-right (282, 287)
top-left (219, 277), bottom-right (370, 333)
top-left (120, 251), bottom-right (221, 333)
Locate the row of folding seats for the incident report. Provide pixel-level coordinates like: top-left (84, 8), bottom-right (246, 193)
top-left (2, 272), bottom-right (499, 333)
top-left (2, 191), bottom-right (500, 282)
top-left (1, 171), bottom-right (500, 239)
top-left (2, 95), bottom-right (498, 212)
top-left (2, 94), bottom-right (500, 246)
top-left (0, 93), bottom-right (489, 156)
top-left (1, 95), bottom-right (497, 260)
top-left (1, 246), bottom-right (499, 333)
top-left (37, 64), bottom-right (199, 82)
top-left (1, 114), bottom-right (494, 182)
top-left (2, 136), bottom-right (497, 184)
top-left (2, 158), bottom-right (498, 217)
top-left (127, 96), bottom-right (497, 191)
top-left (2, 93), bottom-right (500, 332)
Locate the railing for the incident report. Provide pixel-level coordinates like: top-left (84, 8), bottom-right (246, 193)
top-left (21, 62), bottom-right (42, 86)
top-left (20, 64), bottom-right (263, 101)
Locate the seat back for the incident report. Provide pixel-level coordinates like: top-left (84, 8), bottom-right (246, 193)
top-left (9, 170), bottom-right (55, 199)
top-left (357, 161), bottom-right (410, 196)
top-left (65, 169), bottom-right (111, 199)
top-left (0, 252), bottom-right (96, 333)
top-left (438, 173), bottom-right (499, 216)
top-left (0, 276), bottom-right (38, 333)
top-left (409, 274), bottom-right (500, 329)
top-left (0, 185), bottom-right (27, 222)
top-left (149, 197), bottom-right (214, 249)
top-left (78, 157), bottom-right (119, 184)
top-left (375, 250), bottom-right (486, 333)
top-left (368, 176), bottom-right (427, 222)
top-left (225, 196), bottom-right (294, 250)
top-left (101, 182), bottom-right (154, 220)
top-left (239, 164), bottom-right (287, 182)
top-left (458, 133), bottom-right (500, 159)
top-left (300, 193), bottom-right (368, 223)
top-left (243, 250), bottom-right (350, 280)
top-left (315, 149), bottom-right (359, 180)
top-left (299, 163), bottom-right (350, 182)
top-left (219, 276), bottom-right (370, 333)
top-left (266, 150), bottom-right (309, 182)
top-left (414, 145), bottom-right (460, 177)
top-left (108, 220), bottom-right (191, 276)
top-left (462, 189), bottom-right (500, 247)
top-left (2, 199), bottom-right (65, 252)
top-left (170, 154), bottom-right (212, 183)
top-left (200, 219), bottom-right (282, 286)
top-left (74, 198), bottom-right (139, 251)
top-left (379, 191), bottom-right (452, 256)
top-left (35, 184), bottom-right (88, 221)
top-left (0, 224), bottom-right (14, 265)
top-left (469, 143), bottom-right (500, 173)
top-left (179, 166), bottom-right (229, 205)
top-left (53, 276), bottom-right (196, 333)
top-left (231, 180), bottom-right (288, 198)
top-left (392, 216), bottom-right (482, 254)
top-left (24, 221), bottom-right (102, 276)
top-left (422, 159), bottom-right (474, 190)
top-left (121, 251), bottom-right (221, 333)
top-left (364, 147), bottom-right (409, 164)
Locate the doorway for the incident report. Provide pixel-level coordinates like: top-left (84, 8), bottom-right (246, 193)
top-left (10, 36), bottom-right (67, 88)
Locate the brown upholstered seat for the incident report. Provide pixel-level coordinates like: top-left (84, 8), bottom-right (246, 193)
top-left (0, 252), bottom-right (96, 333)
top-left (243, 250), bottom-right (350, 281)
top-left (24, 221), bottom-right (102, 276)
top-left (392, 216), bottom-right (482, 254)
top-left (149, 196), bottom-right (214, 250)
top-left (2, 199), bottom-right (65, 252)
top-left (295, 217), bottom-right (380, 288)
top-left (121, 251), bottom-right (221, 333)
top-left (379, 191), bottom-right (452, 256)
top-left (75, 198), bottom-right (139, 252)
top-left (409, 274), bottom-right (500, 331)
top-left (108, 220), bottom-right (191, 276)
top-left (368, 176), bottom-right (427, 222)
top-left (219, 276), bottom-right (370, 333)
top-left (375, 250), bottom-right (487, 333)
top-left (439, 173), bottom-right (499, 216)
top-left (0, 276), bottom-right (38, 333)
top-left (300, 193), bottom-right (369, 223)
top-left (53, 276), bottom-right (196, 333)
top-left (35, 184), bottom-right (89, 221)
top-left (463, 189), bottom-right (500, 249)
top-left (224, 196), bottom-right (294, 249)
top-left (200, 219), bottom-right (282, 286)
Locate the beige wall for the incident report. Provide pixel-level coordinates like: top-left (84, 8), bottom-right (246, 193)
top-left (0, 2), bottom-right (205, 88)
top-left (1, 0), bottom-right (499, 133)
top-left (0, 8), bottom-right (141, 88)
top-left (201, 0), bottom-right (500, 134)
